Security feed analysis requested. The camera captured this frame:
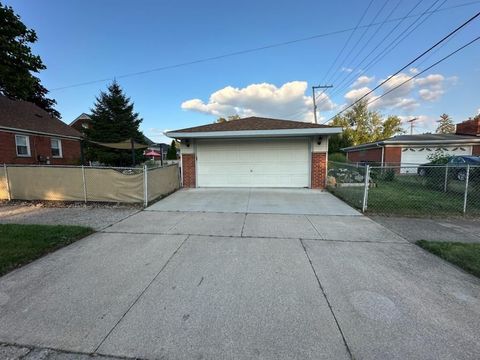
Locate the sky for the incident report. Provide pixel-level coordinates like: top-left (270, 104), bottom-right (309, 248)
top-left (5, 0), bottom-right (480, 143)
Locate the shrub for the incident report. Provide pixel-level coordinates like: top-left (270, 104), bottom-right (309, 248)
top-left (329, 152), bottom-right (347, 163)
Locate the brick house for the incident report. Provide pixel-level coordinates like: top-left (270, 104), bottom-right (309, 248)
top-left (342, 117), bottom-right (480, 170)
top-left (166, 117), bottom-right (341, 189)
top-left (0, 96), bottom-right (82, 165)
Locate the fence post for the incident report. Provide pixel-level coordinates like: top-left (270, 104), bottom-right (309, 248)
top-left (143, 165), bottom-right (148, 207)
top-left (362, 165), bottom-right (370, 213)
top-left (443, 165), bottom-right (448, 193)
top-left (4, 164), bottom-right (11, 201)
top-left (81, 165), bottom-right (87, 204)
top-left (463, 164), bottom-right (470, 214)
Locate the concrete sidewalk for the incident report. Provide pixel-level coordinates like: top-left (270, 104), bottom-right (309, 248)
top-left (0, 189), bottom-right (479, 359)
top-left (371, 216), bottom-right (480, 243)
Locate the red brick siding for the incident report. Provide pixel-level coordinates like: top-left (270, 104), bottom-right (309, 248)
top-left (311, 152), bottom-right (327, 189)
top-left (182, 153), bottom-right (196, 188)
top-left (346, 148), bottom-right (382, 164)
top-left (0, 131), bottom-right (81, 165)
top-left (384, 146), bottom-right (401, 165)
top-left (456, 118), bottom-right (480, 136)
top-left (473, 145), bottom-right (480, 156)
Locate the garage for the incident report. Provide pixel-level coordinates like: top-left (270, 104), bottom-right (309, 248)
top-left (196, 138), bottom-right (310, 187)
top-left (166, 116), bottom-right (342, 189)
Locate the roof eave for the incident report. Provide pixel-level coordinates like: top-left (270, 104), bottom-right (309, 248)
top-left (342, 138), bottom-right (480, 152)
top-left (166, 127), bottom-right (342, 139)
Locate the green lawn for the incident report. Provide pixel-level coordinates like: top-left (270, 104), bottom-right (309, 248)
top-left (0, 224), bottom-right (93, 276)
top-left (328, 173), bottom-right (480, 216)
top-left (417, 240), bottom-right (480, 278)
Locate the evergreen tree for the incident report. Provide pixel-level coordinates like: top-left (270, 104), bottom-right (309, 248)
top-left (167, 140), bottom-right (178, 160)
top-left (0, 2), bottom-right (59, 117)
top-left (84, 81), bottom-right (145, 166)
top-left (435, 113), bottom-right (455, 134)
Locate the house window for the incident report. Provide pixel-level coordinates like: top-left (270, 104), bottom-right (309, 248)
top-left (15, 135), bottom-right (31, 156)
top-left (51, 138), bottom-right (63, 158)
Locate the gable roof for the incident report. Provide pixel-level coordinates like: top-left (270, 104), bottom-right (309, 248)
top-left (69, 112), bottom-right (91, 127)
top-left (172, 116), bottom-right (332, 132)
top-left (167, 116), bottom-right (341, 139)
top-left (0, 96), bottom-right (81, 139)
top-left (343, 133), bottom-right (480, 151)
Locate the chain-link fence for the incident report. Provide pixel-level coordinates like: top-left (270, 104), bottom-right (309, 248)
top-left (327, 161), bottom-right (480, 216)
top-left (0, 164), bottom-right (180, 206)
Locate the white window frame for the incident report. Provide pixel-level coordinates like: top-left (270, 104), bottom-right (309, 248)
top-left (15, 134), bottom-right (31, 157)
top-left (51, 138), bottom-right (63, 158)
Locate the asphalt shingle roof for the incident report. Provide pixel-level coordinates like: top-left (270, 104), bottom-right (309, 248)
top-left (0, 96), bottom-right (81, 138)
top-left (172, 116), bottom-right (333, 133)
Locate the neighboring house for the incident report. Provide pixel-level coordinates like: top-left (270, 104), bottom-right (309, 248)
top-left (144, 143), bottom-right (171, 161)
top-left (69, 113), bottom-right (92, 133)
top-left (0, 96), bottom-right (82, 165)
top-left (166, 116), bottom-right (341, 188)
top-left (70, 113), bottom-right (153, 145)
top-left (342, 117), bottom-right (480, 171)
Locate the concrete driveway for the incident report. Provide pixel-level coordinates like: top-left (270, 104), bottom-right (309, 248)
top-left (0, 188), bottom-right (479, 359)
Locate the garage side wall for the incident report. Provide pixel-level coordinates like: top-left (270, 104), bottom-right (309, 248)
top-left (473, 145), bottom-right (480, 156)
top-left (345, 148), bottom-right (382, 164)
top-left (311, 137), bottom-right (328, 189)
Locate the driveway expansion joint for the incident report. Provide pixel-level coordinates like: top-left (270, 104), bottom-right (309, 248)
top-left (93, 234), bottom-right (190, 353)
top-left (299, 239), bottom-right (354, 360)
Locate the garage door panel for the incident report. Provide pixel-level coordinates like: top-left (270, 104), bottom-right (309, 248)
top-left (400, 146), bottom-right (472, 174)
top-left (196, 139), bottom-right (310, 187)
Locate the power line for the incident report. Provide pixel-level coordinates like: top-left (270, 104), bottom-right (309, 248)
top-left (322, 11), bottom-right (480, 123)
top-left (49, 1), bottom-right (480, 92)
top-left (320, 0), bottom-right (374, 86)
top-left (315, 0), bottom-right (429, 109)
top-left (366, 36), bottom-right (480, 108)
top-left (327, 0), bottom-right (393, 87)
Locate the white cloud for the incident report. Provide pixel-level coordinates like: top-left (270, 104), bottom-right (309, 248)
top-left (343, 72), bottom-right (451, 113)
top-left (344, 87), bottom-right (373, 103)
top-left (181, 81), bottom-right (335, 122)
top-left (341, 67), bottom-right (353, 73)
top-left (145, 127), bottom-right (171, 144)
top-left (351, 75), bottom-right (374, 88)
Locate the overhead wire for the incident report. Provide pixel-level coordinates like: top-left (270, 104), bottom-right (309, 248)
top-left (48, 1), bottom-right (480, 92)
top-left (322, 11), bottom-right (480, 123)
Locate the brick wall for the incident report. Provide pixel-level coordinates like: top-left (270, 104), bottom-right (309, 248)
top-left (346, 148), bottom-right (382, 163)
top-left (311, 152), bottom-right (327, 189)
top-left (384, 146), bottom-right (401, 165)
top-left (473, 145), bottom-right (480, 156)
top-left (0, 131), bottom-right (81, 165)
top-left (456, 118), bottom-right (480, 136)
top-left (182, 153), bottom-right (196, 188)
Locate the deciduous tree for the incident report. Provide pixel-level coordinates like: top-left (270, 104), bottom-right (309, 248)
top-left (0, 2), bottom-right (59, 117)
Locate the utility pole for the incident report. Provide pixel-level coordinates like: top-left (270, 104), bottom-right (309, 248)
top-left (312, 85), bottom-right (333, 124)
top-left (407, 117), bottom-right (418, 135)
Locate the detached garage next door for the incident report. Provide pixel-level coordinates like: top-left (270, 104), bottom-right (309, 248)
top-left (196, 138), bottom-right (310, 187)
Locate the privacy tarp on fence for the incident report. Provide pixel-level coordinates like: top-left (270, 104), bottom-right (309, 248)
top-left (147, 165), bottom-right (180, 202)
top-left (0, 164), bottom-right (180, 204)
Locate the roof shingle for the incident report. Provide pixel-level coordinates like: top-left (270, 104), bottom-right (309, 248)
top-left (0, 96), bottom-right (81, 138)
top-left (172, 116), bottom-right (333, 133)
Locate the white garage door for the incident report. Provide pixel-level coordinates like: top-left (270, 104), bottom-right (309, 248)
top-left (400, 146), bottom-right (472, 173)
top-left (196, 138), bottom-right (310, 187)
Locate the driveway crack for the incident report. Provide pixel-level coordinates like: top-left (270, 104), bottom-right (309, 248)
top-left (300, 239), bottom-right (354, 360)
top-left (93, 234), bottom-right (190, 353)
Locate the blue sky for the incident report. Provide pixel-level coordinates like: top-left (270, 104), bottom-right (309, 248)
top-left (6, 0), bottom-right (480, 143)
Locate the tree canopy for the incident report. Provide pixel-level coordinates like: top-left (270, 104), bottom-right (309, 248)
top-left (84, 81), bottom-right (145, 166)
top-left (435, 113), bottom-right (455, 134)
top-left (216, 114), bottom-right (241, 123)
top-left (328, 100), bottom-right (404, 153)
top-left (0, 2), bottom-right (59, 117)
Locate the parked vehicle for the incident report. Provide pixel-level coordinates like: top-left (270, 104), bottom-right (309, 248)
top-left (417, 155), bottom-right (480, 181)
